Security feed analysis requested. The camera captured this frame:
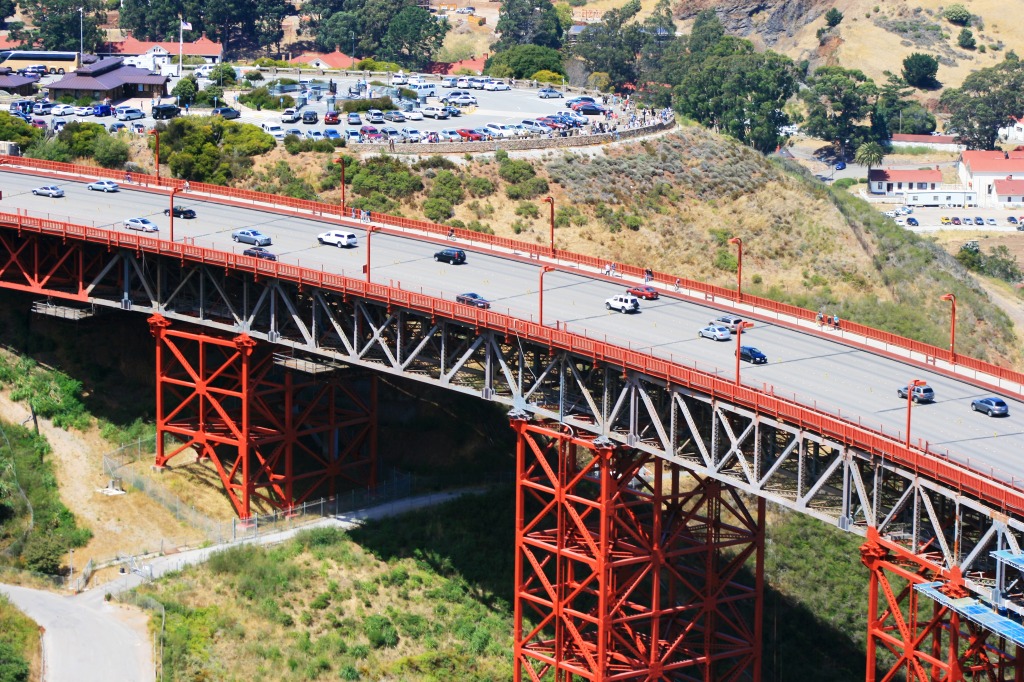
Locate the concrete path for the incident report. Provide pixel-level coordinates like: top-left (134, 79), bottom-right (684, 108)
top-left (1, 488), bottom-right (479, 682)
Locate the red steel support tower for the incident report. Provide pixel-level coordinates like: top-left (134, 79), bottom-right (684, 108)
top-left (149, 314), bottom-right (377, 518)
top-left (511, 416), bottom-right (764, 681)
top-left (861, 527), bottom-right (1024, 681)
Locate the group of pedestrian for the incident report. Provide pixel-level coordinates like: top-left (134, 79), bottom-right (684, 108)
top-left (643, 268), bottom-right (654, 283)
top-left (603, 263), bottom-right (618, 277)
top-left (816, 311), bottom-right (841, 330)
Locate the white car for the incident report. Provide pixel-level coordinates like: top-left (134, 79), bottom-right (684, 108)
top-left (317, 230), bottom-right (357, 248)
top-left (605, 294), bottom-right (640, 313)
top-left (74, 105), bottom-right (95, 116)
top-left (261, 122), bottom-right (285, 139)
top-left (391, 73), bottom-right (408, 85)
top-left (32, 185), bottom-right (65, 197)
top-left (400, 127), bottom-right (422, 142)
top-left (124, 217), bottom-right (158, 232)
top-left (421, 106), bottom-right (448, 119)
top-left (87, 179), bottom-right (119, 192)
top-left (713, 316), bottom-right (745, 332)
top-left (698, 325), bottom-right (731, 341)
top-left (404, 109), bottom-right (424, 121)
top-left (51, 104), bottom-right (74, 116)
top-left (438, 128), bottom-right (462, 142)
top-left (305, 130), bottom-right (324, 141)
top-left (484, 123), bottom-right (516, 139)
top-left (483, 80), bottom-right (510, 91)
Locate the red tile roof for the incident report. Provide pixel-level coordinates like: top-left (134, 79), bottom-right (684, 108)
top-left (963, 157), bottom-right (1024, 173)
top-left (891, 134), bottom-right (958, 145)
top-left (994, 179), bottom-right (1024, 196)
top-left (425, 55), bottom-right (486, 75)
top-left (868, 168), bottom-right (942, 183)
top-left (104, 35), bottom-right (222, 57)
top-left (289, 50), bottom-right (355, 69)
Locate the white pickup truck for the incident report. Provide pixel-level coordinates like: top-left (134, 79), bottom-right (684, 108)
top-left (280, 108), bottom-right (300, 123)
top-left (261, 122), bottom-right (285, 139)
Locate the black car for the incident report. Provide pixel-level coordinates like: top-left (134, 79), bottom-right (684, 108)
top-left (152, 103), bottom-right (180, 120)
top-left (164, 205), bottom-right (196, 219)
top-left (242, 247), bottom-right (278, 261)
top-left (302, 110), bottom-right (319, 124)
top-left (456, 292), bottom-right (490, 308)
top-left (736, 346), bottom-right (768, 364)
top-left (575, 103), bottom-right (606, 115)
top-left (442, 106), bottom-right (461, 118)
top-left (434, 248), bottom-right (466, 264)
top-left (211, 107), bottom-right (241, 119)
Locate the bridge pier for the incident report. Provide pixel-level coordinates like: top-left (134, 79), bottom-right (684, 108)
top-left (511, 416), bottom-right (764, 681)
top-left (149, 314), bottom-right (377, 518)
top-left (861, 528), bottom-right (1024, 681)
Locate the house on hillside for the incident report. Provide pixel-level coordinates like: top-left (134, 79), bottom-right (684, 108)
top-left (868, 168), bottom-right (942, 195)
top-left (957, 150), bottom-right (1024, 206)
top-left (101, 35), bottom-right (223, 68)
top-left (998, 117), bottom-right (1024, 144)
top-left (289, 50), bottom-right (355, 70)
top-left (994, 178), bottom-right (1024, 206)
top-left (46, 57), bottom-right (168, 102)
top-left (890, 133), bottom-right (964, 152)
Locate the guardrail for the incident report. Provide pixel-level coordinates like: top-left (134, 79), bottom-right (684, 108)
top-left (4, 209), bottom-right (1024, 517)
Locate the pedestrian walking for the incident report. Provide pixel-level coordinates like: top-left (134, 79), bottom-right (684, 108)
top-left (816, 311), bottom-right (824, 327)
top-left (674, 278), bottom-right (681, 292)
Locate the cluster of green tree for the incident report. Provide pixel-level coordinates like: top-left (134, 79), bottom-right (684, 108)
top-left (0, 595), bottom-right (35, 682)
top-left (301, 0), bottom-right (448, 70)
top-left (940, 55), bottom-right (1024, 150)
top-left (956, 243), bottom-right (1023, 282)
top-left (4, 0), bottom-right (104, 53)
top-left (24, 121), bottom-right (130, 168)
top-left (118, 0), bottom-right (290, 55)
top-left (0, 113), bottom-right (43, 151)
top-left (157, 116), bottom-right (275, 183)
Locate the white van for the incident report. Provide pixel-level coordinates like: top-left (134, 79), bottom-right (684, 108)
top-left (317, 230), bottom-right (358, 248)
top-left (409, 82), bottom-right (437, 98)
top-left (193, 63), bottom-right (215, 78)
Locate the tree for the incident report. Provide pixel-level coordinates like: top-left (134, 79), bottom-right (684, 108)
top-left (495, 0), bottom-right (562, 50)
top-left (571, 0), bottom-right (644, 90)
top-left (940, 57), bottom-right (1024, 149)
top-left (92, 135), bottom-right (130, 168)
top-left (958, 28), bottom-right (976, 50)
top-left (486, 45), bottom-right (563, 78)
top-left (0, 641), bottom-right (30, 682)
top-left (0, 0), bottom-right (17, 23)
top-left (208, 63), bottom-right (237, 86)
top-left (18, 0), bottom-right (104, 51)
top-left (381, 7), bottom-right (448, 69)
top-left (688, 9), bottom-right (723, 55)
top-left (171, 78), bottom-right (198, 105)
top-left (854, 141), bottom-right (885, 174)
top-left (800, 66), bottom-right (878, 147)
top-left (825, 8), bottom-right (843, 27)
top-left (0, 112), bottom-right (42, 149)
top-left (902, 53), bottom-right (939, 88)
top-left (118, 0), bottom-right (189, 41)
top-left (943, 3), bottom-right (971, 25)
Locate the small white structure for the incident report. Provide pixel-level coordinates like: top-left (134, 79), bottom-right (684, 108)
top-left (957, 151), bottom-right (1024, 207)
top-left (994, 178), bottom-right (1024, 207)
top-left (998, 117), bottom-right (1024, 144)
top-left (890, 134), bottom-right (965, 152)
top-left (868, 168), bottom-right (943, 196)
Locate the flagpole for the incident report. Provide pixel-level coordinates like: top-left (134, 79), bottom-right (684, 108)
top-left (178, 20), bottom-right (183, 78)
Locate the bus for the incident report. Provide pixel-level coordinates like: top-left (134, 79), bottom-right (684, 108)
top-left (0, 51), bottom-right (80, 75)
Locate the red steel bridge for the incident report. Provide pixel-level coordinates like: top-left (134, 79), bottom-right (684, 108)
top-left (3, 156), bottom-right (1024, 680)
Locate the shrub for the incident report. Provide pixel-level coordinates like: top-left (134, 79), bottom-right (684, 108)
top-left (825, 8), bottom-right (843, 27)
top-left (24, 138), bottom-right (72, 163)
top-left (465, 176), bottom-right (495, 197)
top-left (364, 615), bottom-right (399, 648)
top-left (498, 159), bottom-right (536, 184)
top-left (958, 28), bottom-right (976, 49)
top-left (341, 97), bottom-right (396, 113)
top-left (531, 69), bottom-right (564, 84)
top-left (586, 72), bottom-right (611, 91)
top-left (171, 77), bottom-right (197, 104)
top-left (429, 170), bottom-right (464, 205)
top-left (0, 641), bottom-right (29, 682)
top-left (902, 53), bottom-right (939, 88)
top-left (833, 177), bottom-right (858, 189)
top-left (506, 177), bottom-right (549, 200)
top-left (92, 134), bottom-right (130, 168)
top-left (423, 197), bottom-right (454, 221)
top-left (943, 3), bottom-right (971, 25)
top-left (243, 70), bottom-right (264, 83)
top-left (515, 202), bottom-right (540, 219)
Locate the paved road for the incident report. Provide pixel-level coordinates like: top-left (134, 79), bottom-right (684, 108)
top-left (3, 172), bottom-right (1024, 482)
top-left (0, 489), bottom-right (476, 682)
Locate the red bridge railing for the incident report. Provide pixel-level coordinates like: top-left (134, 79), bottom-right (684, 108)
top-left (4, 209), bottom-right (1024, 517)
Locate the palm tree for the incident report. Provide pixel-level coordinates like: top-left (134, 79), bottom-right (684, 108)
top-left (855, 141), bottom-right (886, 175)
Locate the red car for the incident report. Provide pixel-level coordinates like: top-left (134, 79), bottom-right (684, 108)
top-left (30, 118), bottom-right (46, 129)
top-left (538, 117), bottom-right (567, 130)
top-left (456, 128), bottom-right (482, 141)
top-left (324, 111), bottom-right (340, 124)
top-left (627, 285), bottom-right (659, 300)
top-left (359, 125), bottom-right (382, 141)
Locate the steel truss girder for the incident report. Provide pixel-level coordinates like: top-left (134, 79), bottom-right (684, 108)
top-left (150, 315), bottom-right (377, 518)
top-left (862, 528), bottom-right (1024, 681)
top-left (9, 236), bottom-right (1024, 610)
top-left (511, 417), bottom-right (764, 681)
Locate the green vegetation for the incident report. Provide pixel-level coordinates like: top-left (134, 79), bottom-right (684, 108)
top-left (943, 3), bottom-right (971, 26)
top-left (486, 44), bottom-right (564, 78)
top-left (0, 594), bottom-right (36, 682)
top-left (159, 116), bottom-right (275, 184)
top-left (825, 8), bottom-right (843, 27)
top-left (0, 113), bottom-right (43, 150)
top-left (956, 244), bottom-right (1022, 282)
top-left (941, 57), bottom-right (1024, 149)
top-left (902, 52), bottom-right (939, 88)
top-left (958, 28), bottom-right (976, 50)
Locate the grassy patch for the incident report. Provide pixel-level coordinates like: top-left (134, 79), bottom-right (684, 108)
top-left (0, 593), bottom-right (37, 681)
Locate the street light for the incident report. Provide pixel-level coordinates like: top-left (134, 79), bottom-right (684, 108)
top-left (350, 31), bottom-right (356, 69)
top-left (335, 156), bottom-right (347, 212)
top-left (78, 8), bottom-right (84, 62)
top-left (542, 196), bottom-right (554, 254)
top-left (905, 379), bottom-right (927, 448)
top-left (728, 237), bottom-right (743, 302)
top-left (149, 129), bottom-right (160, 180)
top-left (168, 187), bottom-right (178, 242)
top-left (539, 266), bottom-right (555, 326)
top-left (364, 225), bottom-right (378, 283)
top-left (941, 293), bottom-right (957, 363)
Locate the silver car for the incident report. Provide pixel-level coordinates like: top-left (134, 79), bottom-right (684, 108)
top-left (971, 397), bottom-right (1009, 417)
top-left (698, 325), bottom-right (731, 341)
top-left (232, 229), bottom-right (272, 246)
top-left (124, 217), bottom-right (158, 232)
top-left (87, 179), bottom-right (120, 192)
top-left (32, 185), bottom-right (64, 197)
top-left (714, 316), bottom-right (745, 333)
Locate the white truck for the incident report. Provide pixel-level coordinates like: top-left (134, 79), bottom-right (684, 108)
top-left (281, 108), bottom-right (300, 123)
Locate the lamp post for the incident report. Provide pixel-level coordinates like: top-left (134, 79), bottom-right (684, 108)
top-left (364, 225), bottom-right (378, 283)
top-left (78, 8), bottom-right (83, 62)
top-left (335, 156), bottom-right (346, 212)
top-left (941, 293), bottom-right (957, 363)
top-left (149, 129), bottom-right (160, 180)
top-left (350, 31), bottom-right (356, 68)
top-left (729, 236), bottom-right (743, 302)
top-left (168, 187), bottom-right (178, 242)
top-left (539, 266), bottom-right (555, 326)
top-left (905, 379), bottom-right (927, 448)
top-left (542, 196), bottom-right (554, 254)
top-left (734, 322), bottom-right (743, 386)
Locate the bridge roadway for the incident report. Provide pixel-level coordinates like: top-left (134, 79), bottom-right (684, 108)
top-left (3, 169), bottom-right (1024, 490)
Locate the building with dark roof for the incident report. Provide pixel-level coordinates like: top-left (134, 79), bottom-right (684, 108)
top-left (45, 57), bottom-right (168, 101)
top-left (0, 68), bottom-right (38, 95)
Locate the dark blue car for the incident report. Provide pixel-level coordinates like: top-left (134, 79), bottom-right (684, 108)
top-left (835, 161), bottom-right (847, 170)
top-left (737, 346), bottom-right (768, 364)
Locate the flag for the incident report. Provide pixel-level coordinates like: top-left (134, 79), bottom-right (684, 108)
top-left (180, 20), bottom-right (192, 30)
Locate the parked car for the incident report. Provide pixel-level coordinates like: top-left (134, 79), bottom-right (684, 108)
top-left (627, 285), bottom-right (659, 300)
top-left (242, 246), bottom-right (277, 261)
top-left (897, 384), bottom-right (935, 403)
top-left (305, 129), bottom-right (324, 141)
top-left (483, 79), bottom-right (510, 91)
top-left (87, 179), bottom-right (119, 192)
top-left (117, 108), bottom-right (145, 121)
top-left (281, 109), bottom-right (300, 123)
top-left (211, 107), bottom-right (241, 119)
top-left (124, 217), bottom-right (158, 232)
top-left (456, 292), bottom-right (491, 309)
top-left (323, 110), bottom-right (340, 124)
top-left (382, 110), bottom-right (406, 122)
top-left (538, 88), bottom-right (563, 99)
top-left (301, 110), bottom-right (319, 124)
top-left (434, 248), bottom-right (466, 264)
top-left (108, 122), bottom-right (128, 133)
top-left (380, 126), bottom-right (401, 140)
top-left (574, 103), bottom-right (607, 116)
top-left (456, 128), bottom-right (482, 141)
top-left (952, 217), bottom-right (962, 225)
top-left (441, 106), bottom-right (462, 119)
top-left (164, 205), bottom-right (196, 218)
top-left (404, 109), bottom-right (424, 121)
top-left (444, 94), bottom-right (477, 107)
top-left (323, 128), bottom-right (341, 140)
top-left (346, 112), bottom-right (363, 125)
top-left (152, 103), bottom-right (180, 120)
top-left (421, 106), bottom-right (449, 119)
top-left (32, 101), bottom-right (53, 115)
top-left (400, 127), bottom-right (423, 142)
top-left (359, 125), bottom-right (381, 141)
top-left (470, 127), bottom-right (494, 140)
top-left (940, 216), bottom-right (951, 225)
top-left (1008, 216), bottom-right (1019, 226)
top-left (284, 128), bottom-right (303, 138)
top-left (974, 217), bottom-right (985, 225)
top-left (971, 396), bottom-right (1009, 417)
top-left (698, 324), bottom-right (731, 341)
top-left (907, 217), bottom-right (919, 226)
top-left (565, 96), bottom-right (596, 108)
top-left (736, 346), bottom-right (768, 364)
top-left (987, 218), bottom-right (997, 225)
top-left (605, 294), bottom-right (640, 313)
top-left (834, 161), bottom-right (846, 170)
top-left (438, 128), bottom-right (462, 142)
top-left (366, 109), bottom-right (385, 123)
top-left (51, 104), bottom-right (74, 116)
top-left (521, 120), bottom-right (550, 134)
top-left (345, 129), bottom-right (362, 143)
top-left (484, 122), bottom-right (516, 139)
top-left (32, 185), bottom-right (64, 197)
top-left (318, 230), bottom-right (358, 247)
top-left (232, 229), bottom-right (272, 246)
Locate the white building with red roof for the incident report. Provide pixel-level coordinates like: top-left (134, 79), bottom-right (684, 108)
top-left (890, 133), bottom-right (964, 152)
top-left (869, 167), bottom-right (977, 206)
top-left (100, 35), bottom-right (223, 68)
top-left (957, 150), bottom-right (1024, 206)
top-left (289, 50), bottom-right (356, 70)
top-left (993, 178), bottom-right (1024, 206)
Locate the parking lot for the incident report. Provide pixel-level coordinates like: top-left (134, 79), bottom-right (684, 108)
top-left (874, 202), bottom-right (1024, 233)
